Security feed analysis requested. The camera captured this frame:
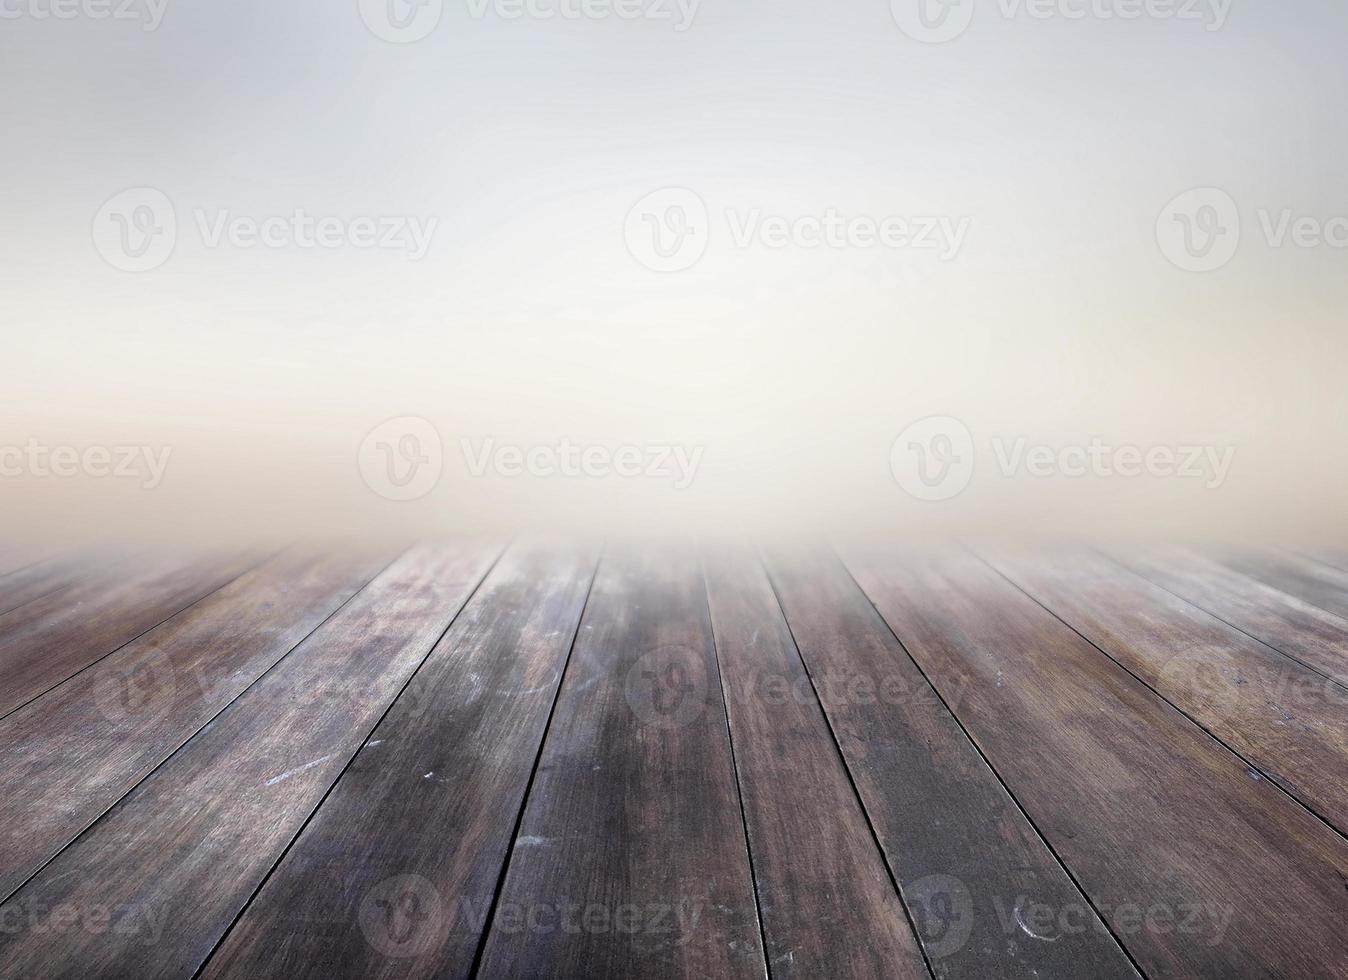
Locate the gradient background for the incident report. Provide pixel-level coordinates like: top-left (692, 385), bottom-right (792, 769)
top-left (3, 0), bottom-right (1345, 546)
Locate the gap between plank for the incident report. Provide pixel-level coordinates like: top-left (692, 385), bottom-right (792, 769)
top-left (834, 547), bottom-right (1149, 980)
top-left (464, 546), bottom-right (602, 980)
top-left (191, 541), bottom-right (509, 980)
top-left (0, 544), bottom-right (403, 909)
top-left (974, 548), bottom-right (1348, 848)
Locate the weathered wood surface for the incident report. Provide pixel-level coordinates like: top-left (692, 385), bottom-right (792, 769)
top-left (0, 540), bottom-right (498, 980)
top-left (767, 547), bottom-right (1137, 980)
top-left (200, 543), bottom-right (596, 980)
top-left (850, 547), bottom-right (1348, 979)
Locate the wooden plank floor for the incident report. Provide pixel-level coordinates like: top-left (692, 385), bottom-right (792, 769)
top-left (0, 540), bottom-right (1345, 979)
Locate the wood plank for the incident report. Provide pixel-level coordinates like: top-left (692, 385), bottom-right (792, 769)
top-left (0, 538), bottom-right (499, 980)
top-left (0, 548), bottom-right (264, 717)
top-left (850, 547), bottom-right (1348, 978)
top-left (702, 548), bottom-right (930, 980)
top-left (0, 545), bottom-right (391, 902)
top-left (1210, 547), bottom-right (1348, 621)
top-left (0, 551), bottom-right (98, 617)
top-left (199, 542), bottom-right (596, 980)
top-left (991, 547), bottom-right (1348, 836)
top-left (475, 548), bottom-right (765, 980)
top-left (764, 547), bottom-right (1137, 980)
top-left (1114, 544), bottom-right (1348, 688)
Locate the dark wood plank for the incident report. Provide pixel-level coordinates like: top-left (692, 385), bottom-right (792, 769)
top-left (0, 539), bottom-right (499, 980)
top-left (0, 545), bottom-right (391, 902)
top-left (0, 548), bottom-right (264, 717)
top-left (702, 548), bottom-right (930, 980)
top-left (1210, 547), bottom-right (1348, 621)
top-left (475, 548), bottom-right (765, 980)
top-left (199, 542), bottom-right (596, 980)
top-left (991, 547), bottom-right (1348, 836)
top-left (1114, 544), bottom-right (1348, 688)
top-left (850, 547), bottom-right (1348, 979)
top-left (765, 547), bottom-right (1137, 980)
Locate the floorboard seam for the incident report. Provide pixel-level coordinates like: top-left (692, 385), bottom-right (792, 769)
top-left (700, 557), bottom-right (773, 980)
top-left (0, 547), bottom-right (283, 725)
top-left (0, 545), bottom-right (404, 910)
top-left (976, 549), bottom-right (1348, 846)
top-left (758, 549), bottom-right (939, 980)
top-left (1095, 547), bottom-right (1348, 695)
top-left (835, 546), bottom-right (1149, 980)
top-left (189, 539), bottom-right (508, 980)
top-left (462, 545), bottom-right (601, 980)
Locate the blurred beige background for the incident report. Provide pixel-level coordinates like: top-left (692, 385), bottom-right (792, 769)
top-left (2, 0), bottom-right (1345, 546)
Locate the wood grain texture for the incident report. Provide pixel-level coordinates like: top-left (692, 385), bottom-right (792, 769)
top-left (475, 548), bottom-right (765, 980)
top-left (200, 542), bottom-right (596, 980)
top-left (0, 545), bottom-right (390, 903)
top-left (1114, 544), bottom-right (1348, 688)
top-left (0, 539), bottom-right (499, 980)
top-left (991, 547), bottom-right (1348, 836)
top-left (1210, 547), bottom-right (1348, 621)
top-left (702, 548), bottom-right (930, 980)
top-left (0, 551), bottom-right (95, 616)
top-left (765, 547), bottom-right (1137, 980)
top-left (850, 547), bottom-right (1348, 979)
top-left (0, 548), bottom-right (263, 717)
